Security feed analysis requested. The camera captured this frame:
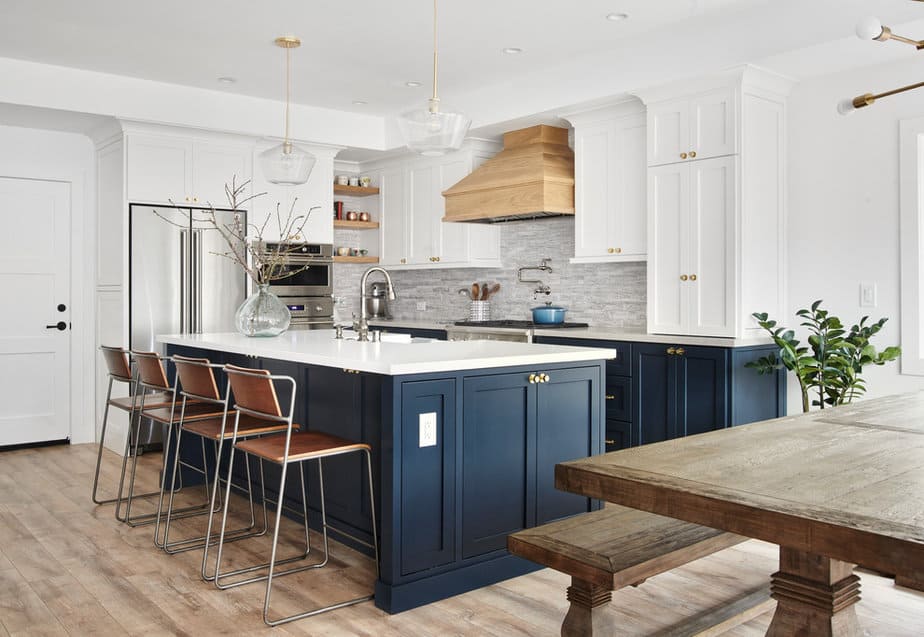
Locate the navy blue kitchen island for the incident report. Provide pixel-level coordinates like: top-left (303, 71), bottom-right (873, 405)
top-left (160, 331), bottom-right (613, 613)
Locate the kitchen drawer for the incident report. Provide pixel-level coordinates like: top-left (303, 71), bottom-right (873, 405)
top-left (605, 376), bottom-right (631, 422)
top-left (534, 337), bottom-right (632, 377)
top-left (605, 419), bottom-right (632, 452)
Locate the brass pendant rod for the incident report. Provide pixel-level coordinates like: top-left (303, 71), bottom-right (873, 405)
top-left (285, 44), bottom-right (291, 145)
top-left (889, 32), bottom-right (924, 49)
top-left (853, 79), bottom-right (924, 109)
top-left (431, 0), bottom-right (439, 103)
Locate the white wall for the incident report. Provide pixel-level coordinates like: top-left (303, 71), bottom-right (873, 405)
top-left (0, 124), bottom-right (96, 443)
top-left (786, 55), bottom-right (924, 412)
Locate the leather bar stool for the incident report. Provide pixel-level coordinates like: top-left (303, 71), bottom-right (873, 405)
top-left (92, 346), bottom-right (173, 506)
top-left (115, 351), bottom-right (225, 527)
top-left (210, 364), bottom-right (379, 626)
top-left (157, 355), bottom-right (291, 554)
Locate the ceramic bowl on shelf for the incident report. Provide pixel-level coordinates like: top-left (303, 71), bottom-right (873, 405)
top-left (337, 246), bottom-right (350, 257)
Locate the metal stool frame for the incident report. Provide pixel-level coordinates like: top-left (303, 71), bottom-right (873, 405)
top-left (210, 365), bottom-right (379, 626)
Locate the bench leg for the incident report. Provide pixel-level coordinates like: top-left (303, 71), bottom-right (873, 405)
top-left (562, 577), bottom-right (615, 637)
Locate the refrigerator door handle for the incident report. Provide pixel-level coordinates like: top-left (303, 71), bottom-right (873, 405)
top-left (180, 229), bottom-right (189, 333)
top-left (193, 228), bottom-right (204, 333)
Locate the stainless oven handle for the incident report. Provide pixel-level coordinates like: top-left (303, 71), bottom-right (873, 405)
top-left (180, 229), bottom-right (188, 333)
top-left (193, 229), bottom-right (203, 333)
top-left (262, 256), bottom-right (334, 266)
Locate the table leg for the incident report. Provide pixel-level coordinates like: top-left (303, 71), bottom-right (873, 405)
top-left (766, 547), bottom-right (862, 637)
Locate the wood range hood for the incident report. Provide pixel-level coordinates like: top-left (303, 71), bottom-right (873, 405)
top-left (442, 125), bottom-right (575, 223)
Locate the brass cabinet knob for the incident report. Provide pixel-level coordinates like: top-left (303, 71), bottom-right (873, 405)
top-left (193, 196), bottom-right (199, 202)
top-left (435, 256), bottom-right (440, 262)
top-left (184, 196), bottom-right (190, 202)
top-left (690, 274), bottom-right (697, 281)
top-left (607, 248), bottom-right (615, 254)
top-left (666, 347), bottom-right (676, 355)
top-left (541, 373), bottom-right (550, 383)
top-left (689, 151), bottom-right (697, 158)
top-left (680, 152), bottom-right (688, 159)
top-left (680, 274), bottom-right (688, 281)
top-left (605, 394), bottom-right (615, 400)
top-left (605, 439), bottom-right (616, 445)
top-left (400, 258), bottom-right (407, 264)
top-left (676, 347), bottom-right (686, 356)
top-left (615, 247), bottom-right (622, 254)
top-left (528, 373), bottom-right (538, 384)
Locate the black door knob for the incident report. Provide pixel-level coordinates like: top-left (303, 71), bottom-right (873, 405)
top-left (46, 321), bottom-right (67, 331)
top-left (57, 304), bottom-right (66, 312)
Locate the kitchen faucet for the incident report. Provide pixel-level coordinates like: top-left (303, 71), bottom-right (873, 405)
top-left (356, 267), bottom-right (397, 341)
top-left (517, 258), bottom-right (553, 297)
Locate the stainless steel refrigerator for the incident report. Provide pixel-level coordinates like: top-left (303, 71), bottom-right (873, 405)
top-left (129, 203), bottom-right (246, 352)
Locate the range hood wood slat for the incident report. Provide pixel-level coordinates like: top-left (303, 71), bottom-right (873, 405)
top-left (442, 125), bottom-right (575, 223)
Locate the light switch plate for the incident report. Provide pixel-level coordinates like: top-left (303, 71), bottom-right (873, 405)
top-left (419, 412), bottom-right (437, 447)
top-left (859, 282), bottom-right (877, 308)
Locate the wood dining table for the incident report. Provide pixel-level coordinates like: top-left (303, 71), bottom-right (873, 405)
top-left (556, 392), bottom-right (924, 635)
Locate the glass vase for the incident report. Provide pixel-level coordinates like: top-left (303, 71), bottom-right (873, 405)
top-left (234, 283), bottom-right (291, 337)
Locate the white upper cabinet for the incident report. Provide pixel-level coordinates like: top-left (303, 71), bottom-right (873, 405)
top-left (647, 86), bottom-right (737, 166)
top-left (565, 99), bottom-right (647, 263)
top-left (373, 143), bottom-right (501, 270)
top-left (639, 66), bottom-right (790, 338)
top-left (126, 133), bottom-right (252, 206)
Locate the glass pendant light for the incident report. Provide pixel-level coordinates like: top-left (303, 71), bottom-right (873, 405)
top-left (397, 0), bottom-right (471, 156)
top-left (259, 36), bottom-right (316, 185)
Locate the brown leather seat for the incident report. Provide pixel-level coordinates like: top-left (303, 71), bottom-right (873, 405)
top-left (183, 413), bottom-right (294, 441)
top-left (236, 431), bottom-right (369, 464)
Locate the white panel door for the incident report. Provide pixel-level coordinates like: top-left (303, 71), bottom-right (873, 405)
top-left (689, 88), bottom-right (737, 161)
top-left (688, 156), bottom-right (737, 336)
top-left (0, 177), bottom-right (70, 445)
top-left (378, 167), bottom-right (407, 266)
top-left (648, 164), bottom-right (687, 335)
top-left (647, 98), bottom-right (689, 166)
top-left (408, 164), bottom-right (435, 265)
top-left (126, 135), bottom-right (192, 204)
top-left (436, 157), bottom-right (470, 265)
top-left (573, 121), bottom-right (612, 258)
top-left (193, 142), bottom-right (252, 208)
top-left (613, 117), bottom-right (648, 257)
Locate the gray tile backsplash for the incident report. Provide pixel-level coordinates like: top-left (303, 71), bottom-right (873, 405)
top-left (332, 217), bottom-right (647, 328)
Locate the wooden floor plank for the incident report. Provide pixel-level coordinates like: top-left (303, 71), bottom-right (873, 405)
top-left (0, 443), bottom-right (921, 636)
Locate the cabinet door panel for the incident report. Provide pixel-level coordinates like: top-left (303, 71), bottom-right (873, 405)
top-left (536, 367), bottom-right (596, 524)
top-left (633, 343), bottom-right (674, 445)
top-left (605, 419), bottom-right (632, 451)
top-left (647, 98), bottom-right (688, 166)
top-left (408, 165), bottom-right (435, 265)
top-left (400, 379), bottom-right (456, 575)
top-left (126, 135), bottom-right (191, 203)
top-left (614, 117), bottom-right (648, 256)
top-left (676, 346), bottom-right (728, 436)
top-left (605, 375), bottom-right (631, 422)
top-left (648, 165), bottom-right (688, 334)
top-left (379, 167), bottom-right (407, 266)
top-left (462, 374), bottom-right (533, 558)
top-left (193, 143), bottom-right (251, 207)
top-left (436, 158), bottom-right (470, 264)
top-left (690, 88), bottom-right (737, 160)
top-left (689, 156), bottom-right (736, 336)
top-left (574, 121), bottom-right (613, 258)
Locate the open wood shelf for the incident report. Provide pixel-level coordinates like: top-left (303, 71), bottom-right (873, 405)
top-left (333, 184), bottom-right (380, 197)
top-left (333, 255), bottom-right (379, 264)
top-left (334, 219), bottom-right (379, 230)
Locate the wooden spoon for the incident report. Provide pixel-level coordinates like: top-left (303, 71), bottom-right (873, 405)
top-left (481, 282), bottom-right (489, 301)
top-left (485, 283), bottom-right (500, 300)
top-left (471, 282), bottom-right (480, 301)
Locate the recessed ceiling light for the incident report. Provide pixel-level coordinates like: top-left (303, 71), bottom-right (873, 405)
top-left (406, 81), bottom-right (423, 88)
top-left (352, 100), bottom-right (368, 105)
top-left (502, 47), bottom-right (523, 54)
top-left (606, 12), bottom-right (629, 21)
top-left (217, 76), bottom-right (237, 84)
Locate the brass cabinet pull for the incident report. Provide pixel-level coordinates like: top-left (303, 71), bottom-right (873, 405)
top-left (680, 152), bottom-right (688, 159)
top-left (605, 439), bottom-right (616, 445)
top-left (528, 373), bottom-right (538, 384)
top-left (689, 151), bottom-right (697, 158)
top-left (690, 274), bottom-right (697, 281)
top-left (666, 347), bottom-right (676, 355)
top-left (615, 247), bottom-right (622, 254)
top-left (184, 196), bottom-right (191, 202)
top-left (605, 394), bottom-right (615, 400)
top-left (607, 248), bottom-right (615, 254)
top-left (400, 258), bottom-right (407, 264)
top-left (541, 373), bottom-right (550, 383)
top-left (675, 347), bottom-right (686, 356)
top-left (680, 274), bottom-right (688, 281)
top-left (435, 256), bottom-right (440, 262)
top-left (342, 368), bottom-right (361, 374)
top-left (193, 196), bottom-right (199, 203)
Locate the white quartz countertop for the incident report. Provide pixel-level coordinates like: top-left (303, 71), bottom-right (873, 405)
top-left (369, 319), bottom-right (773, 348)
top-left (158, 331), bottom-right (616, 376)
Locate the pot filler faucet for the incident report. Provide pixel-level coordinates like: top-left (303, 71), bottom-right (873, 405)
top-left (355, 267), bottom-right (397, 341)
top-left (517, 258), bottom-right (552, 298)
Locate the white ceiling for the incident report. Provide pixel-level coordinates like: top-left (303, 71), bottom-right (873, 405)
top-left (2, 0), bottom-right (924, 149)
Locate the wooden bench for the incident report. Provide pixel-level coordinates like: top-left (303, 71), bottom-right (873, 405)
top-left (508, 505), bottom-right (774, 636)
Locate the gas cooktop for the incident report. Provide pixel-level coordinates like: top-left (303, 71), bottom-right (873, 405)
top-left (453, 320), bottom-right (589, 329)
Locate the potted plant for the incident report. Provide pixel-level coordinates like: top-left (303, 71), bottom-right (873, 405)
top-left (747, 300), bottom-right (901, 412)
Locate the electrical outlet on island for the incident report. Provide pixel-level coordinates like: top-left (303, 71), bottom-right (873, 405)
top-left (419, 412), bottom-right (437, 447)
